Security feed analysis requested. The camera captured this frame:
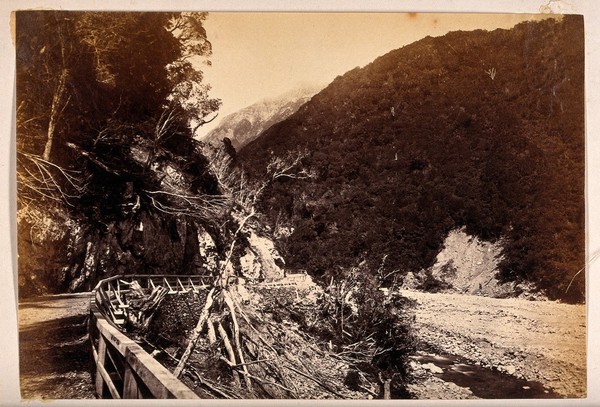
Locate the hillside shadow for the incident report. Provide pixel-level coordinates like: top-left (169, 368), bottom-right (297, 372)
top-left (19, 313), bottom-right (92, 376)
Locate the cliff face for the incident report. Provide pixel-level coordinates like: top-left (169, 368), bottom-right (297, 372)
top-left (18, 132), bottom-right (288, 297)
top-left (19, 208), bottom-right (288, 297)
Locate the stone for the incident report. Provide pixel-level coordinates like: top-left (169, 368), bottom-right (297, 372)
top-left (422, 363), bottom-right (444, 374)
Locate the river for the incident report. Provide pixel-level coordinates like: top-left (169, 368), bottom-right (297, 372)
top-left (401, 289), bottom-right (586, 398)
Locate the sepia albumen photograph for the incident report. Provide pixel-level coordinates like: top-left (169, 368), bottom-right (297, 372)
top-left (15, 10), bottom-right (586, 401)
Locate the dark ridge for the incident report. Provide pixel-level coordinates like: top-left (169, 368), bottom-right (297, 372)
top-left (239, 16), bottom-right (585, 303)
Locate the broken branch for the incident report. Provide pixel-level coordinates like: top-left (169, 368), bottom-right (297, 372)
top-left (174, 287), bottom-right (216, 377)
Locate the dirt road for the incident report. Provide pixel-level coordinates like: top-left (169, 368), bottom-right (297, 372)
top-left (18, 292), bottom-right (96, 400)
top-left (401, 290), bottom-right (586, 398)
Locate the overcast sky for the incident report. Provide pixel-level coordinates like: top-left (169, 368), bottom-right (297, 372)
top-left (197, 12), bottom-right (555, 137)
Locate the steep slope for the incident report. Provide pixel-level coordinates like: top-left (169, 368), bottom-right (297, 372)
top-left (203, 84), bottom-right (323, 150)
top-left (428, 229), bottom-right (504, 295)
top-left (239, 16), bottom-right (585, 302)
top-left (401, 228), bottom-right (543, 299)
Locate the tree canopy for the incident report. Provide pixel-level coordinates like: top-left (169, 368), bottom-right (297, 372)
top-left (16, 10), bottom-right (222, 210)
top-left (16, 11), bottom-right (223, 295)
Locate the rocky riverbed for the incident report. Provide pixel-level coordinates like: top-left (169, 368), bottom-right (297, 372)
top-left (401, 290), bottom-right (586, 399)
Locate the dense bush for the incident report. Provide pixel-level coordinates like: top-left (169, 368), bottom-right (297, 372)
top-left (16, 12), bottom-right (223, 295)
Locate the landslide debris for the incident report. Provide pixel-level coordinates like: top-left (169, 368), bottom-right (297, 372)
top-left (127, 276), bottom-right (417, 399)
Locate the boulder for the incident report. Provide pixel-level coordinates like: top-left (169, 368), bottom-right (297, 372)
top-left (422, 363), bottom-right (444, 374)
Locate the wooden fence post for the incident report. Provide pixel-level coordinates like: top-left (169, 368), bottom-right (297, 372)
top-left (91, 274), bottom-right (206, 399)
top-left (95, 335), bottom-right (107, 397)
top-left (123, 363), bottom-right (141, 399)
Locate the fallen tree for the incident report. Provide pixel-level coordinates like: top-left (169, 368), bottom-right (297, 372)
top-left (125, 268), bottom-right (416, 400)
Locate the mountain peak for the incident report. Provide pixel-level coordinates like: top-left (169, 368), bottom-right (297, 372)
top-left (202, 83), bottom-right (325, 150)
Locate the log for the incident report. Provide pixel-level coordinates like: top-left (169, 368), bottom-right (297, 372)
top-left (174, 288), bottom-right (215, 377)
top-left (223, 290), bottom-right (253, 390)
top-left (207, 317), bottom-right (217, 344)
top-left (217, 321), bottom-right (241, 387)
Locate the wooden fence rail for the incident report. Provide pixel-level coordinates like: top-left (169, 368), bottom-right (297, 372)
top-left (89, 274), bottom-right (210, 399)
top-left (89, 273), bottom-right (302, 399)
top-left (93, 274), bottom-right (214, 327)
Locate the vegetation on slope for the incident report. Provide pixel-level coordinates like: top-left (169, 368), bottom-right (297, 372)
top-left (16, 12), bottom-right (418, 399)
top-left (16, 11), bottom-right (224, 296)
top-left (240, 16), bottom-right (585, 302)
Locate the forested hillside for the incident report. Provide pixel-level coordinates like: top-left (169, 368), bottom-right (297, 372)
top-left (16, 11), bottom-right (228, 296)
top-left (240, 16), bottom-right (585, 302)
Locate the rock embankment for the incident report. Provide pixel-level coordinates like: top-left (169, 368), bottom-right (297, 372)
top-left (402, 228), bottom-right (545, 300)
top-left (401, 290), bottom-right (586, 398)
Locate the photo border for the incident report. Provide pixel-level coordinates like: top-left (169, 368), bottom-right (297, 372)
top-left (2, 1), bottom-right (598, 406)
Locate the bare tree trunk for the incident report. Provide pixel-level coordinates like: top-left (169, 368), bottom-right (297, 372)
top-left (217, 321), bottom-right (241, 387)
top-left (223, 290), bottom-right (252, 390)
top-left (174, 287), bottom-right (215, 377)
top-left (378, 372), bottom-right (391, 399)
top-left (219, 211), bottom-right (255, 287)
top-left (207, 317), bottom-right (217, 344)
top-left (382, 379), bottom-right (391, 399)
top-left (43, 67), bottom-right (68, 161)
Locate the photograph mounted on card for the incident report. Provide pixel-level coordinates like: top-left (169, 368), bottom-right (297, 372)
top-left (15, 10), bottom-right (585, 400)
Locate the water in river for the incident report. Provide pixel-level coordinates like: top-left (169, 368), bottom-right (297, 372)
top-left (414, 352), bottom-right (561, 399)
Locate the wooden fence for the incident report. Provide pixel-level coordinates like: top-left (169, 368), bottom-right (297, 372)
top-left (93, 274), bottom-right (214, 327)
top-left (89, 274), bottom-right (212, 399)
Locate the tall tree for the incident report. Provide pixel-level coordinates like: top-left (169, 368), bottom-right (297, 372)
top-left (16, 11), bottom-right (222, 295)
top-left (16, 12), bottom-right (78, 161)
top-left (16, 11), bottom-right (221, 208)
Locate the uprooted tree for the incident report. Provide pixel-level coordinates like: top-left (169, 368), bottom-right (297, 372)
top-left (164, 146), bottom-right (313, 363)
top-left (147, 260), bottom-right (417, 399)
top-left (109, 137), bottom-right (416, 399)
